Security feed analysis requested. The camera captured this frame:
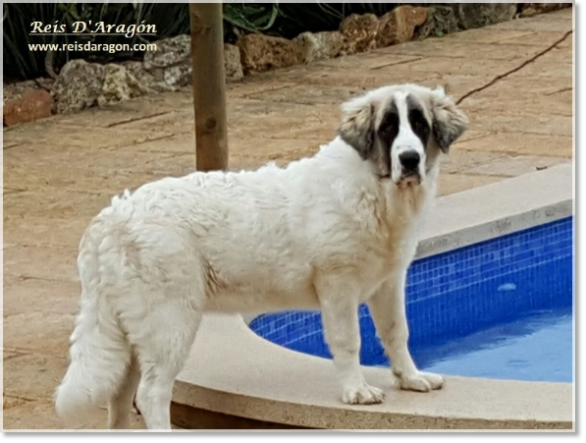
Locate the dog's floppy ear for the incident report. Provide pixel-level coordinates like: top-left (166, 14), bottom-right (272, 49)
top-left (339, 95), bottom-right (375, 160)
top-left (430, 87), bottom-right (469, 153)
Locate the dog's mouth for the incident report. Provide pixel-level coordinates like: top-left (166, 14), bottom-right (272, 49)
top-left (397, 172), bottom-right (422, 188)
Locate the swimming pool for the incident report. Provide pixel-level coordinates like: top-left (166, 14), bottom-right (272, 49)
top-left (250, 217), bottom-right (573, 383)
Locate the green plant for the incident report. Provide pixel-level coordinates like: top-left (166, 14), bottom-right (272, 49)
top-left (223, 3), bottom-right (280, 34)
top-left (223, 2), bottom-right (399, 39)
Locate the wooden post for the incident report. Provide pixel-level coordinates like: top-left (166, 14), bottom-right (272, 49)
top-left (189, 3), bottom-right (228, 171)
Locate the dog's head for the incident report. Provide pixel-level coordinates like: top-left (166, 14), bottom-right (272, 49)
top-left (339, 84), bottom-right (468, 187)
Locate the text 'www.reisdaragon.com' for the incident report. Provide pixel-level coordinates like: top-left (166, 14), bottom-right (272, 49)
top-left (28, 41), bottom-right (158, 55)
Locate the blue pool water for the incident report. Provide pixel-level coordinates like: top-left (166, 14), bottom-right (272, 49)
top-left (250, 217), bottom-right (573, 383)
top-left (412, 307), bottom-right (572, 382)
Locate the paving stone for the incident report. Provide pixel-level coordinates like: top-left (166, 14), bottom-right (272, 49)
top-left (4, 245), bottom-right (78, 281)
top-left (3, 125), bottom-right (180, 160)
top-left (3, 395), bottom-right (33, 410)
top-left (463, 94), bottom-right (572, 119)
top-left (3, 312), bottom-right (74, 355)
top-left (468, 111), bottom-right (571, 137)
top-left (3, 352), bottom-right (70, 400)
top-left (465, 155), bottom-right (568, 177)
top-left (373, 56), bottom-right (521, 79)
top-left (495, 31), bottom-right (573, 48)
top-left (489, 9), bottom-right (572, 33)
top-left (440, 28), bottom-right (537, 45)
top-left (4, 164), bottom-right (172, 196)
top-left (440, 150), bottom-right (509, 175)
top-left (2, 398), bottom-right (145, 430)
top-left (437, 173), bottom-right (503, 196)
top-left (456, 133), bottom-right (572, 158)
top-left (377, 39), bottom-right (544, 61)
top-left (239, 84), bottom-right (360, 106)
top-left (314, 53), bottom-right (421, 69)
top-left (4, 278), bottom-right (80, 317)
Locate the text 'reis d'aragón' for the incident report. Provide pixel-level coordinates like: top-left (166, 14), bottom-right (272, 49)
top-left (30, 20), bottom-right (157, 38)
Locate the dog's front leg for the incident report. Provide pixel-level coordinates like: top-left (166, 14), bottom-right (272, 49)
top-left (368, 271), bottom-right (444, 392)
top-left (317, 277), bottom-right (385, 405)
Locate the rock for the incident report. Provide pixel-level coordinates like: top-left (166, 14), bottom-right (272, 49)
top-left (3, 80), bottom-right (37, 105)
top-left (417, 3), bottom-right (516, 36)
top-left (162, 64), bottom-right (192, 88)
top-left (142, 36), bottom-right (243, 86)
top-left (50, 35), bottom-right (242, 112)
top-left (237, 33), bottom-right (303, 74)
top-left (144, 34), bottom-right (192, 87)
top-left (121, 61), bottom-right (176, 92)
top-left (452, 3), bottom-right (517, 30)
top-left (223, 43), bottom-right (244, 81)
top-left (340, 13), bottom-right (379, 54)
top-left (3, 89), bottom-right (53, 126)
top-left (376, 5), bottom-right (428, 48)
top-left (3, 79), bottom-right (54, 104)
top-left (53, 60), bottom-right (153, 113)
top-left (294, 31), bottom-right (344, 63)
top-left (150, 67), bottom-right (166, 83)
top-left (34, 77), bottom-right (55, 92)
top-left (143, 35), bottom-right (244, 86)
top-left (520, 3), bottom-right (572, 18)
top-left (97, 64), bottom-right (149, 107)
top-left (414, 5), bottom-right (459, 40)
top-left (144, 34), bottom-right (191, 71)
top-left (52, 59), bottom-right (105, 114)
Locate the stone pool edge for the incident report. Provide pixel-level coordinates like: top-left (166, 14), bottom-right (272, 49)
top-left (172, 164), bottom-right (574, 430)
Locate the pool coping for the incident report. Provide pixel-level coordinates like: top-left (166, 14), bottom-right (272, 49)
top-left (172, 163), bottom-right (574, 430)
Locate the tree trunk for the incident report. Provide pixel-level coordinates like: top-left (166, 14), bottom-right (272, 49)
top-left (189, 3), bottom-right (228, 171)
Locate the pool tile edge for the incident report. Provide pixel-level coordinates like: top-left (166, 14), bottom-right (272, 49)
top-left (417, 164), bottom-right (573, 259)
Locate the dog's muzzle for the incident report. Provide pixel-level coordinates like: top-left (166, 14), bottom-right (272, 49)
top-left (398, 151), bottom-right (422, 186)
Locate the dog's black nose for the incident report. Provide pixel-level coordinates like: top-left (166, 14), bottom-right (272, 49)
top-left (399, 151), bottom-right (420, 171)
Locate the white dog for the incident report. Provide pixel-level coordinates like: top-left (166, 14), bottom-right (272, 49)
top-left (55, 83), bottom-right (468, 430)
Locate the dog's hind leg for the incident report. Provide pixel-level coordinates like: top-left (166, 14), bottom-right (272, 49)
top-left (131, 305), bottom-right (203, 430)
top-left (108, 355), bottom-right (141, 429)
top-left (316, 275), bottom-right (385, 405)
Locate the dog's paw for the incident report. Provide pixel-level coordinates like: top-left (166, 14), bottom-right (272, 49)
top-left (342, 383), bottom-right (385, 405)
top-left (397, 371), bottom-right (444, 392)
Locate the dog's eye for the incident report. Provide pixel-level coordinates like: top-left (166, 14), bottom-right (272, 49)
top-left (380, 113), bottom-right (398, 134)
top-left (409, 110), bottom-right (429, 136)
top-left (380, 121), bottom-right (394, 134)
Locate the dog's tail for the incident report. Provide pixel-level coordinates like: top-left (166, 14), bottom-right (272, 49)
top-left (54, 286), bottom-right (131, 427)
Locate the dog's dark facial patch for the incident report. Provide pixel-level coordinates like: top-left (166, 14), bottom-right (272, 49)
top-left (377, 101), bottom-right (400, 148)
top-left (407, 96), bottom-right (431, 149)
top-left (374, 101), bottom-right (400, 177)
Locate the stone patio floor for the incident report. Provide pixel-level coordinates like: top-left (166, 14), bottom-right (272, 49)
top-left (2, 9), bottom-right (572, 430)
